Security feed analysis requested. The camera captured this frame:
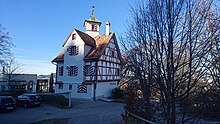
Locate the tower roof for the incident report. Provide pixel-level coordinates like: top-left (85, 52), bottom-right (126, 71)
top-left (84, 6), bottom-right (101, 27)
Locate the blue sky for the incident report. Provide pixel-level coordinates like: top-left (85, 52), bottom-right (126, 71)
top-left (0, 0), bottom-right (133, 75)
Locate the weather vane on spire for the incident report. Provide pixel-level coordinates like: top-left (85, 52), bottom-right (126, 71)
top-left (91, 6), bottom-right (95, 17)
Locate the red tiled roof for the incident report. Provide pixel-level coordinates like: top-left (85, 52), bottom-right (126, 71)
top-left (52, 31), bottom-right (122, 63)
top-left (62, 29), bottom-right (95, 47)
top-left (52, 50), bottom-right (64, 62)
top-left (84, 33), bottom-right (114, 61)
top-left (75, 29), bottom-right (96, 47)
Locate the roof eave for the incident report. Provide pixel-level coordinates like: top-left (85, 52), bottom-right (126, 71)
top-left (52, 59), bottom-right (64, 63)
top-left (83, 58), bottom-right (99, 61)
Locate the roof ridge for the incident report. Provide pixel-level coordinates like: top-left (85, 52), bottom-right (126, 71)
top-left (75, 29), bottom-right (96, 47)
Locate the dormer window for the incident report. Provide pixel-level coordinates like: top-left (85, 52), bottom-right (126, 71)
top-left (72, 34), bottom-right (76, 40)
top-left (92, 24), bottom-right (97, 31)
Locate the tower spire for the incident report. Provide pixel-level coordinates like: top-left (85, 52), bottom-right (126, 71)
top-left (83, 6), bottom-right (101, 38)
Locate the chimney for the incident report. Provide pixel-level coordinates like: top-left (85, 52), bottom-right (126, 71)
top-left (106, 21), bottom-right (110, 35)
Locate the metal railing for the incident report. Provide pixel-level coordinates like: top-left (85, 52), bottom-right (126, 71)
top-left (124, 110), bottom-right (157, 124)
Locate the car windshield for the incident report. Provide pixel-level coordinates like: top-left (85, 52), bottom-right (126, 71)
top-left (29, 96), bottom-right (39, 100)
top-left (1, 98), bottom-right (13, 104)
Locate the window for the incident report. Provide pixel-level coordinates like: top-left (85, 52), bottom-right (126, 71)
top-left (111, 51), bottom-right (115, 57)
top-left (77, 84), bottom-right (87, 93)
top-left (58, 83), bottom-right (63, 89)
top-left (92, 24), bottom-right (97, 31)
top-left (115, 68), bottom-right (120, 76)
top-left (83, 65), bottom-right (93, 75)
top-left (69, 84), bottom-right (72, 90)
top-left (67, 66), bottom-right (78, 76)
top-left (72, 34), bottom-right (76, 40)
top-left (58, 66), bottom-right (63, 76)
top-left (67, 46), bottom-right (79, 56)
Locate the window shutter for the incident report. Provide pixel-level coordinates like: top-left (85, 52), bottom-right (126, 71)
top-left (67, 46), bottom-right (79, 56)
top-left (74, 66), bottom-right (78, 76)
top-left (75, 46), bottom-right (79, 55)
top-left (77, 84), bottom-right (87, 93)
top-left (68, 46), bottom-right (73, 55)
top-left (94, 25), bottom-right (97, 31)
top-left (83, 66), bottom-right (86, 75)
top-left (67, 66), bottom-right (71, 76)
top-left (90, 66), bottom-right (94, 75)
top-left (59, 66), bottom-right (63, 76)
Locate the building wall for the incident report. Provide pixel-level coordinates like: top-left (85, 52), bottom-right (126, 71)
top-left (0, 74), bottom-right (37, 92)
top-left (55, 30), bottom-right (93, 98)
top-left (56, 63), bottom-right (64, 82)
top-left (71, 83), bottom-right (92, 99)
top-left (85, 22), bottom-right (100, 38)
top-left (62, 30), bottom-right (85, 84)
top-left (54, 29), bottom-right (121, 99)
top-left (11, 74), bottom-right (37, 92)
top-left (0, 81), bottom-right (9, 91)
top-left (96, 81), bottom-right (117, 98)
top-left (37, 74), bottom-right (55, 93)
top-left (55, 83), bottom-right (92, 99)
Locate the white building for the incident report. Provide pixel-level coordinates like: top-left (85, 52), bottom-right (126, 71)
top-left (0, 73), bottom-right (37, 92)
top-left (37, 73), bottom-right (55, 93)
top-left (52, 8), bottom-right (122, 100)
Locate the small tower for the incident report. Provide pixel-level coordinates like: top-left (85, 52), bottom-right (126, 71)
top-left (84, 6), bottom-right (102, 38)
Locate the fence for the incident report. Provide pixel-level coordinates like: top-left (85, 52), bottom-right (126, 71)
top-left (124, 110), bottom-right (156, 124)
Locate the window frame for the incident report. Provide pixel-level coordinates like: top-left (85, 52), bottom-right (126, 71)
top-left (72, 34), bottom-right (76, 40)
top-left (91, 24), bottom-right (97, 31)
top-left (69, 84), bottom-right (72, 90)
top-left (67, 46), bottom-right (79, 56)
top-left (67, 66), bottom-right (78, 76)
top-left (58, 83), bottom-right (63, 89)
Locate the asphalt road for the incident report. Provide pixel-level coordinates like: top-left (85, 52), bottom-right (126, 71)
top-left (0, 99), bottom-right (124, 124)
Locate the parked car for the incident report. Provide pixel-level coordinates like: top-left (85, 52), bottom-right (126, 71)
top-left (0, 96), bottom-right (17, 112)
top-left (17, 93), bottom-right (41, 108)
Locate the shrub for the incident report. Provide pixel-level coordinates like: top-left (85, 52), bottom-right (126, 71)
top-left (39, 94), bottom-right (69, 108)
top-left (112, 87), bottom-right (124, 99)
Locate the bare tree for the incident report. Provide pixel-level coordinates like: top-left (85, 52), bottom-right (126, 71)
top-left (122, 0), bottom-right (218, 123)
top-left (2, 57), bottom-right (22, 90)
top-left (204, 8), bottom-right (220, 88)
top-left (0, 24), bottom-right (13, 66)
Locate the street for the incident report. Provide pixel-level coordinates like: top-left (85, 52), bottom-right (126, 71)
top-left (0, 99), bottom-right (124, 124)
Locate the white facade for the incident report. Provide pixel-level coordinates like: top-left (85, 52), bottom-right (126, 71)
top-left (96, 81), bottom-right (117, 98)
top-left (84, 21), bottom-right (100, 38)
top-left (0, 74), bottom-right (37, 92)
top-left (52, 10), bottom-right (121, 100)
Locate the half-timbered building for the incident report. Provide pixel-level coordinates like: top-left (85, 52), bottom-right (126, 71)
top-left (52, 9), bottom-right (122, 99)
